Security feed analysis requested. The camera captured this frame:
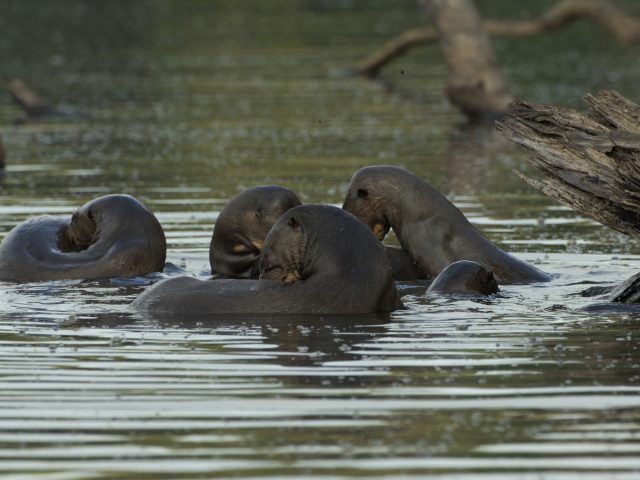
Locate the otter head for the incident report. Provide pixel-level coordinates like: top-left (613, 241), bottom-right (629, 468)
top-left (211, 186), bottom-right (301, 277)
top-left (259, 210), bottom-right (309, 284)
top-left (455, 261), bottom-right (499, 295)
top-left (342, 166), bottom-right (408, 241)
top-left (57, 205), bottom-right (97, 252)
top-left (428, 260), bottom-right (499, 296)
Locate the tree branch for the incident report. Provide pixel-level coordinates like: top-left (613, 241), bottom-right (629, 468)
top-left (354, 0), bottom-right (640, 77)
top-left (354, 27), bottom-right (438, 77)
top-left (427, 0), bottom-right (513, 117)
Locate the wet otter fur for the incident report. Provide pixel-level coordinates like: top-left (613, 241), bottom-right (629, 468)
top-left (210, 185), bottom-right (301, 278)
top-left (343, 165), bottom-right (549, 284)
top-left (57, 209), bottom-right (98, 252)
top-left (133, 205), bottom-right (400, 314)
top-left (427, 260), bottom-right (499, 295)
top-left (0, 194), bottom-right (166, 282)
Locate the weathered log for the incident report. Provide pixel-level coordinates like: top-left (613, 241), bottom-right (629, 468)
top-left (497, 90), bottom-right (640, 303)
top-left (426, 0), bottom-right (513, 117)
top-left (496, 90), bottom-right (640, 239)
top-left (355, 0), bottom-right (640, 78)
top-left (609, 271), bottom-right (640, 303)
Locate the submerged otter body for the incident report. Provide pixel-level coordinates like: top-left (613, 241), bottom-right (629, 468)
top-left (427, 260), bottom-right (499, 295)
top-left (210, 185), bottom-right (301, 278)
top-left (0, 194), bottom-right (166, 282)
top-left (342, 165), bottom-right (549, 284)
top-left (133, 205), bottom-right (400, 314)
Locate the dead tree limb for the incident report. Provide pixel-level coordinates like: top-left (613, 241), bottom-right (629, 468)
top-left (427, 0), bottom-right (513, 117)
top-left (496, 90), bottom-right (640, 239)
top-left (354, 28), bottom-right (438, 77)
top-left (497, 90), bottom-right (640, 303)
top-left (484, 0), bottom-right (640, 44)
top-left (355, 0), bottom-right (640, 77)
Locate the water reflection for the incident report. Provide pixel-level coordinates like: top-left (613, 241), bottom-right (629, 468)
top-left (446, 122), bottom-right (512, 195)
top-left (0, 275), bottom-right (639, 478)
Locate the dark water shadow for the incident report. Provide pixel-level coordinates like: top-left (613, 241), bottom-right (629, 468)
top-left (581, 302), bottom-right (640, 315)
top-left (74, 311), bottom-right (391, 367)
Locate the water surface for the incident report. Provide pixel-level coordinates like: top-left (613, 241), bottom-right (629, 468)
top-left (1, 1), bottom-right (640, 478)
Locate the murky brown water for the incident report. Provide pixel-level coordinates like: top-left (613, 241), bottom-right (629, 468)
top-left (1, 1), bottom-right (640, 478)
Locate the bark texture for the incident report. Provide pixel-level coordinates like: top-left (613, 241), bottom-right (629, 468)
top-left (498, 90), bottom-right (640, 303)
top-left (609, 271), bottom-right (640, 303)
top-left (496, 90), bottom-right (640, 239)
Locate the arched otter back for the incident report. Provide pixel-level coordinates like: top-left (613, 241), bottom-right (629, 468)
top-left (0, 194), bottom-right (166, 282)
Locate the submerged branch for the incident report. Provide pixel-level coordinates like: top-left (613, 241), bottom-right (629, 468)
top-left (7, 78), bottom-right (89, 124)
top-left (8, 78), bottom-right (51, 117)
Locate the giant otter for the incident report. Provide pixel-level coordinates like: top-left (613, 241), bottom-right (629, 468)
top-left (0, 194), bottom-right (166, 282)
top-left (210, 185), bottom-right (301, 278)
top-left (427, 260), bottom-right (499, 295)
top-left (133, 204), bottom-right (400, 314)
top-left (342, 165), bottom-right (549, 284)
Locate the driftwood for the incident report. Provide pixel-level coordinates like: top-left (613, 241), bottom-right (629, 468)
top-left (609, 272), bottom-right (640, 303)
top-left (496, 90), bottom-right (640, 239)
top-left (355, 0), bottom-right (640, 77)
top-left (426, 0), bottom-right (513, 118)
top-left (497, 90), bottom-right (640, 303)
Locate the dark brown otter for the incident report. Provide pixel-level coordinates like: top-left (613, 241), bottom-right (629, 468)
top-left (210, 185), bottom-right (301, 278)
top-left (427, 260), bottom-right (499, 295)
top-left (133, 205), bottom-right (400, 314)
top-left (342, 165), bottom-right (549, 284)
top-left (385, 245), bottom-right (423, 281)
top-left (0, 194), bottom-right (166, 282)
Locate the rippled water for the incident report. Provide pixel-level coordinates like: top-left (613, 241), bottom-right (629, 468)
top-left (1, 1), bottom-right (640, 478)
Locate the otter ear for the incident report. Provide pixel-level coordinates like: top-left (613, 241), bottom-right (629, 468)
top-left (357, 188), bottom-right (369, 198)
top-left (255, 208), bottom-right (264, 220)
top-left (288, 216), bottom-right (299, 229)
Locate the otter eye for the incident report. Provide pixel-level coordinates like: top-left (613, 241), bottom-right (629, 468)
top-left (255, 209), bottom-right (264, 220)
top-left (288, 216), bottom-right (299, 229)
top-left (357, 188), bottom-right (369, 198)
